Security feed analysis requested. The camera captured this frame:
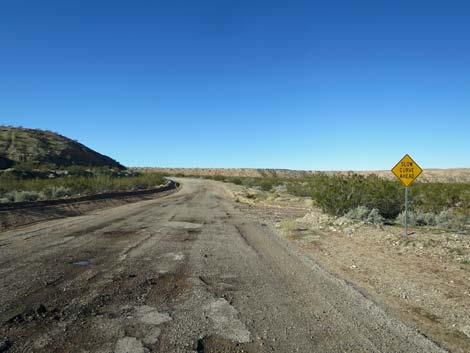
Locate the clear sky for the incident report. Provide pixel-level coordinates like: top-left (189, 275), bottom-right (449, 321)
top-left (1, 0), bottom-right (469, 170)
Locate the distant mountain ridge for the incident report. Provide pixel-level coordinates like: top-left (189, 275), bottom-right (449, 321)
top-left (0, 126), bottom-right (124, 169)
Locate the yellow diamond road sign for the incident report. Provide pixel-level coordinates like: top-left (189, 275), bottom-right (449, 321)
top-left (391, 154), bottom-right (423, 187)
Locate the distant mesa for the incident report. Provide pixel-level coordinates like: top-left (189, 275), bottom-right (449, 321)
top-left (0, 126), bottom-right (125, 170)
top-left (137, 167), bottom-right (470, 183)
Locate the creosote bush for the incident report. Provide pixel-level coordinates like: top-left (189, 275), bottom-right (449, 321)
top-left (288, 174), bottom-right (402, 219)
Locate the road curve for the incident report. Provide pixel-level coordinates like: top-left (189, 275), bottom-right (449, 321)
top-left (0, 179), bottom-right (446, 352)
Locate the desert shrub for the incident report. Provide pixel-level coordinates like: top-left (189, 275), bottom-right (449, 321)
top-left (345, 206), bottom-right (384, 225)
top-left (12, 160), bottom-right (39, 172)
top-left (274, 184), bottom-right (287, 193)
top-left (410, 182), bottom-right (469, 213)
top-left (396, 211), bottom-right (412, 226)
top-left (43, 186), bottom-right (72, 199)
top-left (416, 211), bottom-right (437, 226)
top-left (286, 182), bottom-right (312, 197)
top-left (230, 177), bottom-right (243, 185)
top-left (397, 210), bottom-right (434, 227)
top-left (259, 179), bottom-right (274, 191)
top-left (367, 208), bottom-right (385, 224)
top-left (212, 175), bottom-right (226, 181)
top-left (4, 190), bottom-right (42, 202)
top-left (461, 188), bottom-right (470, 209)
top-left (241, 178), bottom-right (258, 188)
top-left (309, 174), bottom-right (402, 218)
top-left (435, 210), bottom-right (468, 232)
top-left (396, 209), bottom-right (468, 232)
top-left (346, 205), bottom-right (370, 221)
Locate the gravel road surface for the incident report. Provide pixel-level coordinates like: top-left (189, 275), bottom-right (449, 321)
top-left (0, 179), bottom-right (447, 352)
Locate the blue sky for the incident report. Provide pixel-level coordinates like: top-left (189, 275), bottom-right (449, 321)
top-left (1, 0), bottom-right (469, 170)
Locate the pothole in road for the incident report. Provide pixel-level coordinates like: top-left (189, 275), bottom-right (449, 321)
top-left (198, 275), bottom-right (238, 302)
top-left (165, 221), bottom-right (203, 230)
top-left (146, 273), bottom-right (192, 303)
top-left (103, 230), bottom-right (138, 239)
top-left (196, 336), bottom-right (258, 353)
top-left (164, 229), bottom-right (200, 242)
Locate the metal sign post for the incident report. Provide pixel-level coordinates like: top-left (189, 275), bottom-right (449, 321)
top-left (404, 186), bottom-right (408, 236)
top-left (391, 154), bottom-right (422, 236)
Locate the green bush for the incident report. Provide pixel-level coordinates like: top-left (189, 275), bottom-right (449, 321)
top-left (307, 174), bottom-right (402, 218)
top-left (409, 182), bottom-right (470, 213)
top-left (230, 177), bottom-right (243, 185)
top-left (286, 182), bottom-right (311, 197)
top-left (259, 179), bottom-right (274, 191)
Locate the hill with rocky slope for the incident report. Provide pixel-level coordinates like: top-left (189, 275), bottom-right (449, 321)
top-left (0, 126), bottom-right (124, 170)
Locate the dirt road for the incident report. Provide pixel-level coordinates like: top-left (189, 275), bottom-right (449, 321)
top-left (0, 179), bottom-right (447, 352)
